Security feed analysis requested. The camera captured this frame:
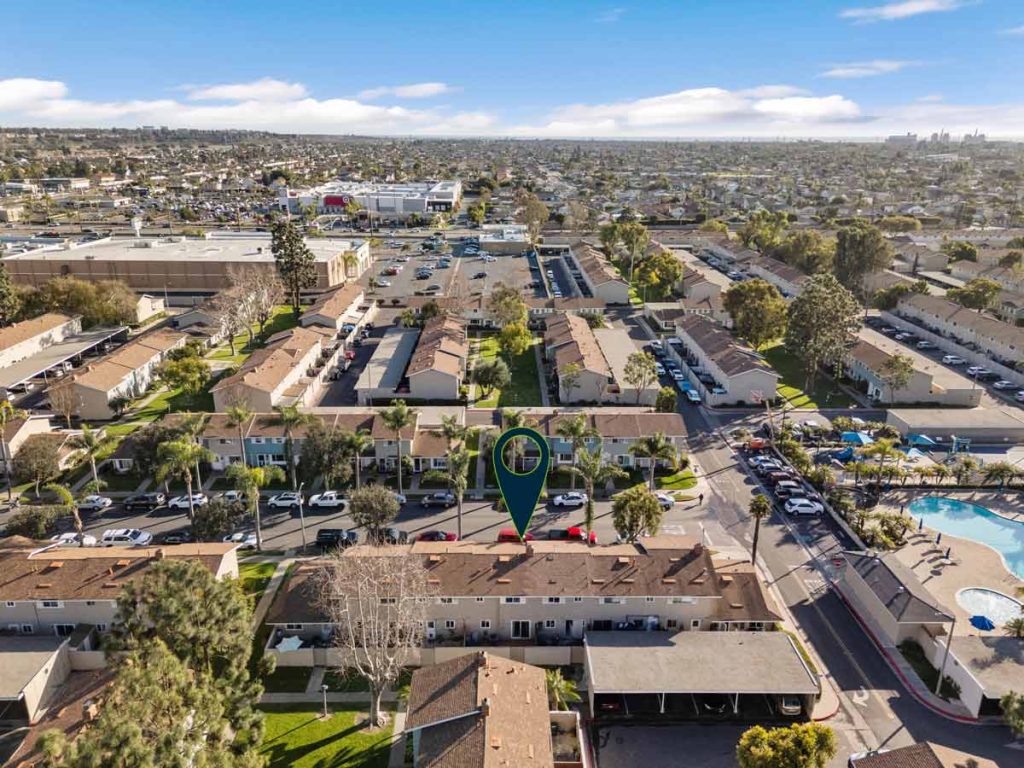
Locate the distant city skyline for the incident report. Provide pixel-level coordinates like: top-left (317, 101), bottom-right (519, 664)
top-left (0, 0), bottom-right (1021, 139)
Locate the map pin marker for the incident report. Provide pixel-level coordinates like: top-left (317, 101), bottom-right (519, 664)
top-left (493, 426), bottom-right (549, 541)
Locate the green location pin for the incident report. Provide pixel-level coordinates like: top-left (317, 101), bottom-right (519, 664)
top-left (493, 426), bottom-right (549, 541)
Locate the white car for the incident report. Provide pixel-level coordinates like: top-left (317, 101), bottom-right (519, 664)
top-left (393, 493), bottom-right (408, 505)
top-left (1016, 391), bottom-right (1024, 402)
top-left (552, 492), bottom-right (588, 508)
top-left (167, 493), bottom-right (207, 510)
top-left (101, 528), bottom-right (153, 547)
top-left (268, 492), bottom-right (303, 510)
top-left (670, 369), bottom-right (685, 382)
top-left (50, 532), bottom-right (98, 547)
top-left (77, 494), bottom-right (113, 513)
top-left (376, 278), bottom-right (391, 287)
top-left (308, 490), bottom-right (347, 509)
top-left (218, 490), bottom-right (247, 504)
top-left (654, 362), bottom-right (666, 376)
top-left (223, 531), bottom-right (258, 549)
top-left (655, 493), bottom-right (676, 510)
top-left (993, 380), bottom-right (1015, 390)
top-left (785, 498), bottom-right (824, 516)
top-left (942, 355), bottom-right (967, 365)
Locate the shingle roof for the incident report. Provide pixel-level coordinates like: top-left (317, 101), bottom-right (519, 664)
top-left (675, 315), bottom-right (774, 377)
top-left (408, 316), bottom-right (467, 379)
top-left (71, 328), bottom-right (187, 393)
top-left (301, 283), bottom-right (364, 325)
top-left (0, 313), bottom-right (76, 352)
top-left (750, 256), bottom-right (809, 286)
top-left (544, 314), bottom-right (611, 377)
top-left (843, 551), bottom-right (952, 624)
top-left (211, 326), bottom-right (322, 395)
top-left (899, 293), bottom-right (1024, 350)
top-left (849, 742), bottom-right (998, 768)
top-left (571, 242), bottom-right (627, 288)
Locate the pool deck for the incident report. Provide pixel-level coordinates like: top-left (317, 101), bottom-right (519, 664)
top-left (880, 490), bottom-right (1024, 637)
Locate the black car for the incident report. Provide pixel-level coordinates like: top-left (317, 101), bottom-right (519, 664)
top-left (124, 492), bottom-right (166, 511)
top-left (473, 271), bottom-right (487, 279)
top-left (160, 530), bottom-right (193, 545)
top-left (315, 528), bottom-right (359, 550)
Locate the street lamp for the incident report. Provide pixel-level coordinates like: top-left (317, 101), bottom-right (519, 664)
top-left (297, 481), bottom-right (308, 552)
top-left (320, 683), bottom-right (329, 719)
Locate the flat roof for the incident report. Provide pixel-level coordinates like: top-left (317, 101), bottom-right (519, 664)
top-left (585, 631), bottom-right (820, 696)
top-left (0, 326), bottom-right (126, 390)
top-left (6, 235), bottom-right (362, 264)
top-left (950, 636), bottom-right (1024, 699)
top-left (0, 636), bottom-right (64, 699)
top-left (889, 406), bottom-right (1024, 432)
top-left (355, 327), bottom-right (418, 392)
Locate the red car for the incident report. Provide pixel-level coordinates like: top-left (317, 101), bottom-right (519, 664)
top-left (546, 526), bottom-right (597, 544)
top-left (416, 530), bottom-right (458, 542)
top-left (496, 528), bottom-right (535, 543)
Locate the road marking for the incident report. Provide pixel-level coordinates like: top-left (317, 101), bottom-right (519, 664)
top-left (852, 687), bottom-right (870, 707)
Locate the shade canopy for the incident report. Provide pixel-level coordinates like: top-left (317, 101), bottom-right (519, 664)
top-left (908, 434), bottom-right (937, 447)
top-left (969, 615), bottom-right (996, 632)
top-left (841, 431), bottom-right (875, 445)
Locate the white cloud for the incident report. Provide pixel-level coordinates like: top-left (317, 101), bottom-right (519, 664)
top-left (358, 82), bottom-right (454, 100)
top-left (185, 78), bottom-right (308, 101)
top-left (916, 93), bottom-right (945, 102)
top-left (595, 7), bottom-right (625, 23)
top-left (840, 0), bottom-right (972, 22)
top-left (1001, 25), bottom-right (1024, 35)
top-left (0, 78), bottom-right (67, 110)
top-left (821, 60), bottom-right (917, 78)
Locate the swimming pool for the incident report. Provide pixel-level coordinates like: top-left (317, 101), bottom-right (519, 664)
top-left (957, 588), bottom-right (1023, 626)
top-left (908, 496), bottom-right (1024, 580)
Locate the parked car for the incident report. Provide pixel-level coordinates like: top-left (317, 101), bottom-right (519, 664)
top-left (77, 495), bottom-right (113, 513)
top-left (773, 481), bottom-right (803, 499)
top-left (942, 354), bottom-right (967, 365)
top-left (655, 492), bottom-right (676, 510)
top-left (421, 491), bottom-right (456, 508)
top-left (393, 492), bottom-right (408, 505)
top-left (167, 493), bottom-right (207, 510)
top-left (496, 528), bottom-right (534, 542)
top-left (700, 693), bottom-right (731, 716)
top-left (669, 369), bottom-right (685, 382)
top-left (1016, 391), bottom-right (1024, 402)
top-left (315, 528), bottom-right (359, 550)
top-left (547, 526), bottom-right (597, 544)
top-left (552, 492), bottom-right (587, 508)
top-left (416, 530), bottom-right (458, 542)
top-left (993, 380), bottom-right (1016, 390)
top-left (378, 527), bottom-right (409, 544)
top-left (966, 366), bottom-right (992, 378)
top-left (218, 490), bottom-right (247, 505)
top-left (778, 696), bottom-right (803, 716)
top-left (473, 271), bottom-right (487, 279)
top-left (784, 498), bottom-right (824, 515)
top-left (376, 278), bottom-right (392, 287)
top-left (101, 528), bottom-right (153, 547)
top-left (916, 340), bottom-right (937, 350)
top-left (124, 492), bottom-right (166, 511)
top-left (223, 531), bottom-right (258, 549)
top-left (268, 492), bottom-right (303, 510)
top-left (160, 530), bottom-right (193, 545)
top-left (654, 362), bottom-right (666, 376)
top-left (308, 491), bottom-right (347, 509)
top-left (50, 532), bottom-right (98, 547)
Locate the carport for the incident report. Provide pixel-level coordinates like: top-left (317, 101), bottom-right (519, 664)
top-left (584, 631), bottom-right (820, 720)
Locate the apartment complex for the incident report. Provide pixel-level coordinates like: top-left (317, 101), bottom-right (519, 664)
top-left (746, 256), bottom-right (809, 298)
top-left (0, 314), bottom-right (82, 370)
top-left (670, 315), bottom-right (779, 406)
top-left (2, 234), bottom-right (370, 299)
top-left (67, 328), bottom-right (188, 420)
top-left (566, 243), bottom-right (630, 304)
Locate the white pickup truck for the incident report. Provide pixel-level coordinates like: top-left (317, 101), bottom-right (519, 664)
top-left (307, 490), bottom-right (347, 510)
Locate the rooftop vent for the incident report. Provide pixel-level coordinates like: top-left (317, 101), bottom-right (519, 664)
top-left (428, 554), bottom-right (443, 563)
top-left (497, 578), bottom-right (511, 584)
top-left (662, 578), bottom-right (677, 584)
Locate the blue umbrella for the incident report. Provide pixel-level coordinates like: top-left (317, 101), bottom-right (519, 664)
top-left (841, 431), bottom-right (875, 445)
top-left (970, 615), bottom-right (996, 631)
top-left (908, 433), bottom-right (937, 447)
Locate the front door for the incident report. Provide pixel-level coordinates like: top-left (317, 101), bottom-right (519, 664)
top-left (565, 620), bottom-right (574, 638)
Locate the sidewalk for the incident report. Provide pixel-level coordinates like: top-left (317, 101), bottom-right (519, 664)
top-left (250, 558), bottom-right (293, 629)
top-left (260, 690), bottom-right (398, 704)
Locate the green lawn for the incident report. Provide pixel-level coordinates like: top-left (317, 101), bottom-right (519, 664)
top-left (133, 383), bottom-right (216, 422)
top-left (208, 305), bottom-right (300, 365)
top-left (762, 341), bottom-right (852, 409)
top-left (259, 705), bottom-right (392, 768)
top-left (262, 665), bottom-right (314, 693)
top-left (96, 470), bottom-right (143, 492)
top-left (464, 430), bottom-right (480, 488)
top-left (656, 469), bottom-right (697, 491)
top-left (473, 335), bottom-right (542, 408)
top-left (239, 562), bottom-right (278, 602)
top-left (323, 667), bottom-right (413, 695)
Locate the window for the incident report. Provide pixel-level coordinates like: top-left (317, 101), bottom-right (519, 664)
top-left (544, 597), bottom-right (562, 605)
top-left (285, 623), bottom-right (304, 631)
top-left (54, 624), bottom-right (75, 637)
top-left (480, 620), bottom-right (491, 630)
top-left (544, 620), bottom-right (556, 629)
top-left (252, 437), bottom-right (265, 445)
top-left (591, 620), bottom-right (612, 631)
top-left (39, 600), bottom-right (63, 609)
top-left (601, 597), bottom-right (623, 605)
top-left (666, 619), bottom-right (678, 629)
top-left (4, 601), bottom-right (14, 608)
top-left (379, 598), bottom-right (396, 605)
top-left (96, 624), bottom-right (108, 632)
top-left (572, 597), bottom-right (584, 603)
top-left (445, 620), bottom-right (456, 630)
top-left (85, 601), bottom-right (96, 606)
top-left (510, 620), bottom-right (531, 640)
top-left (645, 597), bottom-right (656, 604)
top-left (690, 619), bottom-right (702, 630)
top-left (439, 597), bottom-right (455, 604)
top-left (273, 437), bottom-right (285, 444)
top-left (475, 597), bottom-right (485, 603)
top-left (503, 597), bottom-right (523, 605)
top-left (21, 624), bottom-right (34, 634)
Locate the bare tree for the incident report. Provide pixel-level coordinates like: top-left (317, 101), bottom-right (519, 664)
top-left (229, 265), bottom-right (285, 334)
top-left (47, 379), bottom-right (79, 428)
top-left (313, 548), bottom-right (434, 727)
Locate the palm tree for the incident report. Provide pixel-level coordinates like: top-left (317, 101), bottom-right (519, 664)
top-left (982, 461), bottom-right (1017, 488)
top-left (342, 251), bottom-right (360, 278)
top-left (629, 432), bottom-right (677, 491)
top-left (446, 447), bottom-right (472, 540)
top-left (45, 482), bottom-right (83, 541)
top-left (344, 429), bottom-right (374, 489)
top-left (0, 400), bottom-right (27, 502)
top-left (545, 668), bottom-right (581, 710)
top-left (952, 455), bottom-right (979, 486)
top-left (748, 494), bottom-right (772, 565)
top-left (500, 409), bottom-right (531, 472)
top-left (859, 437), bottom-right (901, 474)
top-left (226, 462), bottom-right (285, 551)
top-left (225, 403), bottom-right (253, 467)
top-left (274, 405), bottom-right (314, 491)
top-left (556, 413), bottom-right (597, 490)
top-left (571, 444), bottom-right (627, 541)
top-left (381, 399), bottom-right (416, 496)
top-left (1005, 616), bottom-right (1024, 640)
top-left (176, 411), bottom-right (210, 487)
top-left (156, 439), bottom-right (214, 521)
top-left (931, 463), bottom-right (952, 486)
top-left (69, 424), bottom-right (105, 493)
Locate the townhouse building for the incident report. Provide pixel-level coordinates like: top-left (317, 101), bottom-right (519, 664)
top-left (894, 293), bottom-right (1024, 368)
top-left (0, 313), bottom-right (82, 370)
top-left (746, 256), bottom-right (808, 298)
top-left (67, 328), bottom-right (188, 420)
top-left (843, 328), bottom-right (981, 407)
top-left (670, 315), bottom-right (779, 406)
top-left (565, 243), bottom-right (631, 305)
top-left (299, 282), bottom-right (367, 331)
top-left (1, 416), bottom-right (56, 472)
top-left (949, 260), bottom-right (1024, 294)
top-left (211, 325), bottom-right (341, 412)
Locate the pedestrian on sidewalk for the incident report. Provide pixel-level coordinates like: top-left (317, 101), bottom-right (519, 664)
top-left (698, 492), bottom-right (704, 505)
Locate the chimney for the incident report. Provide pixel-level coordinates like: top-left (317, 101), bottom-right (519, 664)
top-left (154, 548), bottom-right (166, 560)
top-left (525, 544), bottom-right (535, 557)
top-left (481, 698), bottom-right (491, 719)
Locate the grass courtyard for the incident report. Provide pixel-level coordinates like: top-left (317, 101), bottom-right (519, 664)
top-left (238, 562), bottom-right (278, 602)
top-left (472, 334), bottom-right (542, 408)
top-left (259, 705), bottom-right (393, 768)
top-left (762, 341), bottom-right (852, 409)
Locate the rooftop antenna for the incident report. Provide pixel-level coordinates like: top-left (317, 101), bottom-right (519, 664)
top-left (131, 217), bottom-right (143, 238)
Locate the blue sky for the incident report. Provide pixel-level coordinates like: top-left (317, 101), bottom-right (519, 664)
top-left (1, 0), bottom-right (1022, 137)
